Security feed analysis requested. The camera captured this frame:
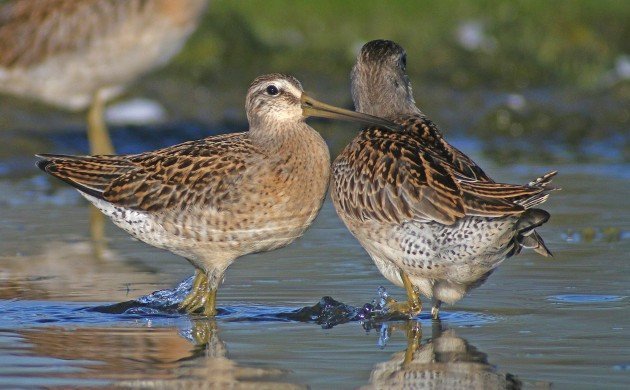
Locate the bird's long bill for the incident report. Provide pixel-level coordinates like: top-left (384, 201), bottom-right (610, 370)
top-left (301, 93), bottom-right (400, 131)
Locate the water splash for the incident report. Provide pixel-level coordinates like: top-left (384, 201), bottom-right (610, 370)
top-left (91, 276), bottom-right (194, 315)
top-left (376, 322), bottom-right (390, 349)
top-left (86, 280), bottom-right (493, 328)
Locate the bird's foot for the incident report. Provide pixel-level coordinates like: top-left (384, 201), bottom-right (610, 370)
top-left (431, 305), bottom-right (440, 320)
top-left (384, 296), bottom-right (422, 319)
top-left (179, 272), bottom-right (217, 316)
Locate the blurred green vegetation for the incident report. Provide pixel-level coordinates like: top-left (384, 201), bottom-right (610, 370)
top-left (159, 0), bottom-right (629, 163)
top-left (0, 1), bottom-right (626, 164)
top-left (172, 0), bottom-right (629, 90)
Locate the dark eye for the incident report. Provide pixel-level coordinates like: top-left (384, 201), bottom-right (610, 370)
top-left (266, 85), bottom-right (279, 95)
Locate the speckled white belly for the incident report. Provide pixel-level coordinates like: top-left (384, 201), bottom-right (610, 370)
top-left (346, 215), bottom-right (518, 304)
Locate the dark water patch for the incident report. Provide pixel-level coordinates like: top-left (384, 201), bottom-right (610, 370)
top-left (0, 175), bottom-right (80, 207)
top-left (472, 89), bottom-right (629, 164)
top-left (547, 294), bottom-right (626, 303)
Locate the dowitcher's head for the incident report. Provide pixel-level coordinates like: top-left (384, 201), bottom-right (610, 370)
top-left (351, 39), bottom-right (420, 119)
top-left (246, 74), bottom-right (306, 127)
top-left (246, 73), bottom-right (400, 132)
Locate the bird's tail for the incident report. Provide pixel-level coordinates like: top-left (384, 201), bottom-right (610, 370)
top-left (510, 208), bottom-right (553, 257)
top-left (516, 171), bottom-right (559, 209)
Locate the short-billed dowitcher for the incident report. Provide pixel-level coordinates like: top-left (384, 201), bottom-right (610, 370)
top-left (36, 73), bottom-right (396, 316)
top-left (332, 40), bottom-right (557, 319)
top-left (0, 0), bottom-right (207, 154)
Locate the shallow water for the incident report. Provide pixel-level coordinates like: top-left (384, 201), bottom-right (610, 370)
top-left (0, 126), bottom-right (628, 389)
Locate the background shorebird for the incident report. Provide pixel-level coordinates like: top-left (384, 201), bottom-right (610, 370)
top-left (332, 40), bottom-right (557, 319)
top-left (0, 0), bottom-right (208, 155)
top-left (36, 73), bottom-right (393, 316)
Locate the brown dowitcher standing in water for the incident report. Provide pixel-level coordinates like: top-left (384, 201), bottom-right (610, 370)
top-left (0, 0), bottom-right (208, 155)
top-left (36, 74), bottom-right (396, 316)
top-left (332, 40), bottom-right (557, 319)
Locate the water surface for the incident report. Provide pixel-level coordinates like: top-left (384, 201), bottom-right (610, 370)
top-left (0, 126), bottom-right (628, 389)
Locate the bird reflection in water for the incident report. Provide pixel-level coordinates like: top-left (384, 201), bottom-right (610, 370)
top-left (0, 239), bottom-right (160, 301)
top-left (17, 319), bottom-right (303, 389)
top-left (362, 321), bottom-right (543, 390)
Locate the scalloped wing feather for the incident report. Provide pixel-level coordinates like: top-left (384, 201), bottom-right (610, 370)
top-left (332, 120), bottom-right (555, 226)
top-left (37, 133), bottom-right (253, 213)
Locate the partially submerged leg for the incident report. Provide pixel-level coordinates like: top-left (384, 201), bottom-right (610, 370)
top-left (87, 90), bottom-right (114, 155)
top-left (179, 269), bottom-right (218, 316)
top-left (386, 271), bottom-right (422, 318)
top-left (431, 299), bottom-right (442, 320)
top-left (401, 271), bottom-right (422, 314)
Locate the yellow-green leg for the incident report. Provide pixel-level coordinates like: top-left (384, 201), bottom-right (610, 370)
top-left (89, 206), bottom-right (107, 259)
top-left (87, 91), bottom-right (114, 155)
top-left (401, 272), bottom-right (422, 314)
top-left (386, 271), bottom-right (422, 318)
top-left (431, 300), bottom-right (442, 320)
top-left (179, 270), bottom-right (218, 316)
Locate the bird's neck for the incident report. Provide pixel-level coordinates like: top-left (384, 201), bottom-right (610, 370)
top-left (353, 90), bottom-right (421, 121)
top-left (249, 120), bottom-right (325, 155)
top-left (373, 101), bottom-right (421, 121)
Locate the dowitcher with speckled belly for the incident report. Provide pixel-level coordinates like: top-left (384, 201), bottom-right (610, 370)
top-left (36, 74), bottom-right (397, 316)
top-left (332, 40), bottom-right (558, 319)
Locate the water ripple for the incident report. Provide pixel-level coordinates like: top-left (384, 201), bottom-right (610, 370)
top-left (547, 294), bottom-right (626, 303)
